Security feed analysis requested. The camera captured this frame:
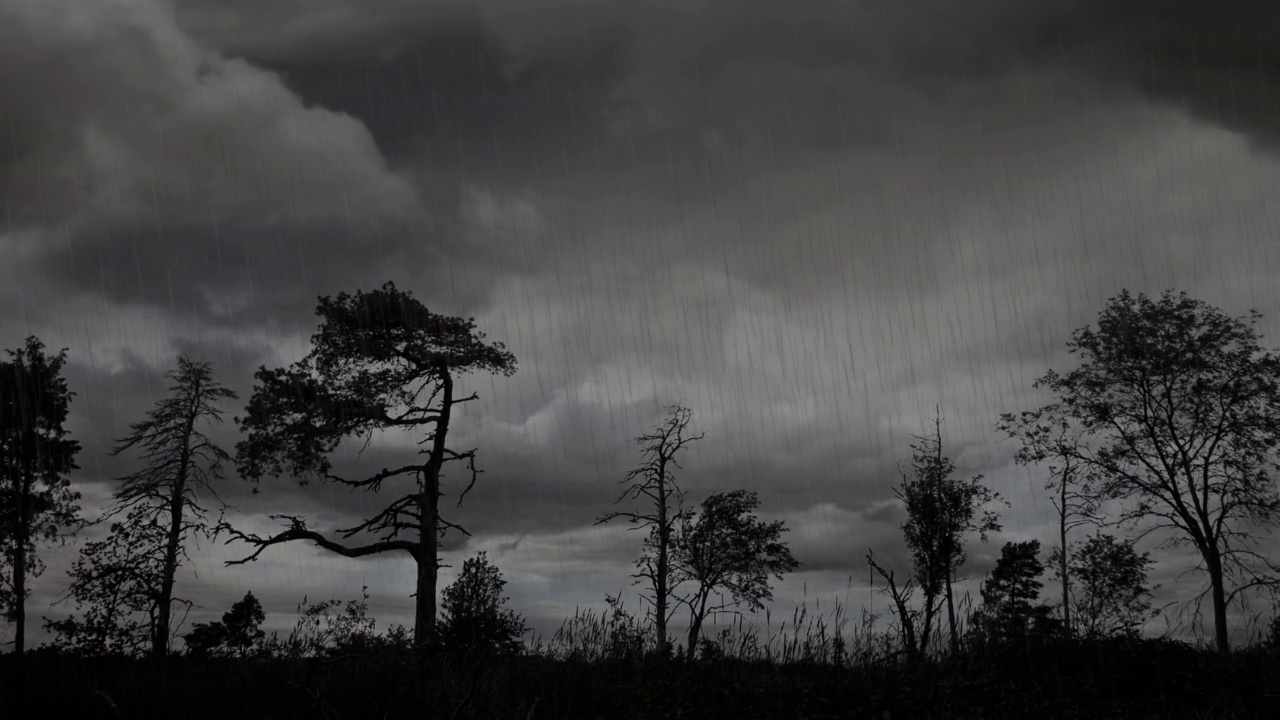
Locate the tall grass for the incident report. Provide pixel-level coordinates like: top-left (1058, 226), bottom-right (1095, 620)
top-left (534, 594), bottom-right (902, 666)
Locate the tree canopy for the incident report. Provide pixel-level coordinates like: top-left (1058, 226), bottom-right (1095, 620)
top-left (228, 282), bottom-right (516, 650)
top-left (896, 413), bottom-right (1002, 655)
top-left (673, 489), bottom-right (799, 659)
top-left (438, 552), bottom-right (527, 655)
top-left (1006, 290), bottom-right (1280, 652)
top-left (0, 336), bottom-right (81, 656)
top-left (1053, 533), bottom-right (1156, 639)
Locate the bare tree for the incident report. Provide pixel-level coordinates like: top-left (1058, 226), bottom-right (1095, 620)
top-left (226, 282), bottom-right (516, 651)
top-left (1012, 290), bottom-right (1280, 652)
top-left (0, 337), bottom-right (80, 657)
top-left (102, 356), bottom-right (235, 657)
top-left (672, 489), bottom-right (798, 659)
top-left (998, 414), bottom-right (1099, 632)
top-left (595, 404), bottom-right (702, 655)
top-left (866, 550), bottom-right (921, 664)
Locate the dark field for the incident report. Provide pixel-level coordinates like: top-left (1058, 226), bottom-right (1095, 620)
top-left (3, 637), bottom-right (1277, 720)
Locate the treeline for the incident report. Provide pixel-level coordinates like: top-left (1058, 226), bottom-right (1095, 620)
top-left (2, 284), bottom-right (1280, 674)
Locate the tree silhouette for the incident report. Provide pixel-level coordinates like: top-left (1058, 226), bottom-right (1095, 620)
top-left (183, 591), bottom-right (265, 658)
top-left (227, 282), bottom-right (516, 650)
top-left (0, 337), bottom-right (80, 657)
top-left (1012, 290), bottom-right (1280, 652)
top-left (895, 413), bottom-right (1003, 655)
top-left (439, 551), bottom-right (527, 655)
top-left (1052, 533), bottom-right (1155, 639)
top-left (51, 356), bottom-right (236, 658)
top-left (866, 549), bottom-right (923, 663)
top-left (44, 504), bottom-right (169, 656)
top-left (595, 404), bottom-right (703, 655)
top-left (998, 414), bottom-right (1099, 633)
top-left (977, 540), bottom-right (1057, 645)
top-left (672, 489), bottom-right (798, 659)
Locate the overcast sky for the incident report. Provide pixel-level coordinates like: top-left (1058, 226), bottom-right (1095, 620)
top-left (5, 0), bottom-right (1280, 649)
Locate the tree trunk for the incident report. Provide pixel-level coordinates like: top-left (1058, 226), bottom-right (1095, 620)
top-left (154, 396), bottom-right (198, 659)
top-left (415, 515), bottom-right (437, 648)
top-left (944, 571), bottom-right (957, 654)
top-left (920, 592), bottom-right (936, 658)
top-left (686, 594), bottom-right (708, 661)
top-left (655, 456), bottom-right (669, 655)
top-left (415, 473), bottom-right (441, 650)
top-left (11, 468), bottom-right (30, 657)
top-left (889, 582), bottom-right (918, 664)
top-left (1206, 548), bottom-right (1231, 654)
top-left (416, 368), bottom-right (453, 650)
top-left (11, 534), bottom-right (24, 657)
top-left (1059, 476), bottom-right (1071, 633)
top-left (154, 456), bottom-right (189, 658)
top-left (655, 548), bottom-right (668, 654)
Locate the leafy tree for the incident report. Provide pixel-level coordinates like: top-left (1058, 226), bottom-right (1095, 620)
top-left (977, 540), bottom-right (1058, 645)
top-left (596, 404), bottom-right (703, 655)
top-left (1052, 533), bottom-right (1155, 639)
top-left (50, 356), bottom-right (236, 658)
top-left (998, 414), bottom-right (1099, 632)
top-left (1010, 290), bottom-right (1280, 652)
top-left (0, 337), bottom-right (81, 656)
top-left (227, 282), bottom-right (516, 650)
top-left (895, 413), bottom-right (1003, 655)
top-left (220, 590), bottom-right (267, 655)
top-left (43, 505), bottom-right (169, 656)
top-left (439, 551), bottom-right (527, 655)
top-left (182, 620), bottom-right (226, 658)
top-left (183, 591), bottom-right (265, 658)
top-left (672, 489), bottom-right (799, 659)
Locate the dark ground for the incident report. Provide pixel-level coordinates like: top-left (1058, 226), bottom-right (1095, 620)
top-left (1, 638), bottom-right (1277, 719)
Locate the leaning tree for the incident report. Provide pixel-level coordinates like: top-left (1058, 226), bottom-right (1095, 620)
top-left (1009, 290), bottom-right (1280, 653)
top-left (227, 282), bottom-right (516, 649)
top-left (673, 489), bottom-right (798, 659)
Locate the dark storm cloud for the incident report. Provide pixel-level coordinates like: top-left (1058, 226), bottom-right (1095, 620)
top-left (1028, 0), bottom-right (1280, 149)
top-left (683, 0), bottom-right (1280, 148)
top-left (171, 0), bottom-right (1280, 166)
top-left (176, 0), bottom-right (639, 185)
top-left (261, 23), bottom-right (636, 183)
top-left (26, 213), bottom-right (509, 328)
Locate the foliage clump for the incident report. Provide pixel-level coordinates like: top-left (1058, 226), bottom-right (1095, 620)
top-left (183, 592), bottom-right (266, 658)
top-left (438, 552), bottom-right (528, 655)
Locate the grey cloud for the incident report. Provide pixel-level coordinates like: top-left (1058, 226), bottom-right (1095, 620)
top-left (25, 216), bottom-right (503, 327)
top-left (0, 1), bottom-right (418, 225)
top-left (178, 0), bottom-right (638, 184)
top-left (1025, 0), bottom-right (1280, 149)
top-left (682, 0), bottom-right (1280, 148)
top-left (172, 0), bottom-right (1280, 162)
